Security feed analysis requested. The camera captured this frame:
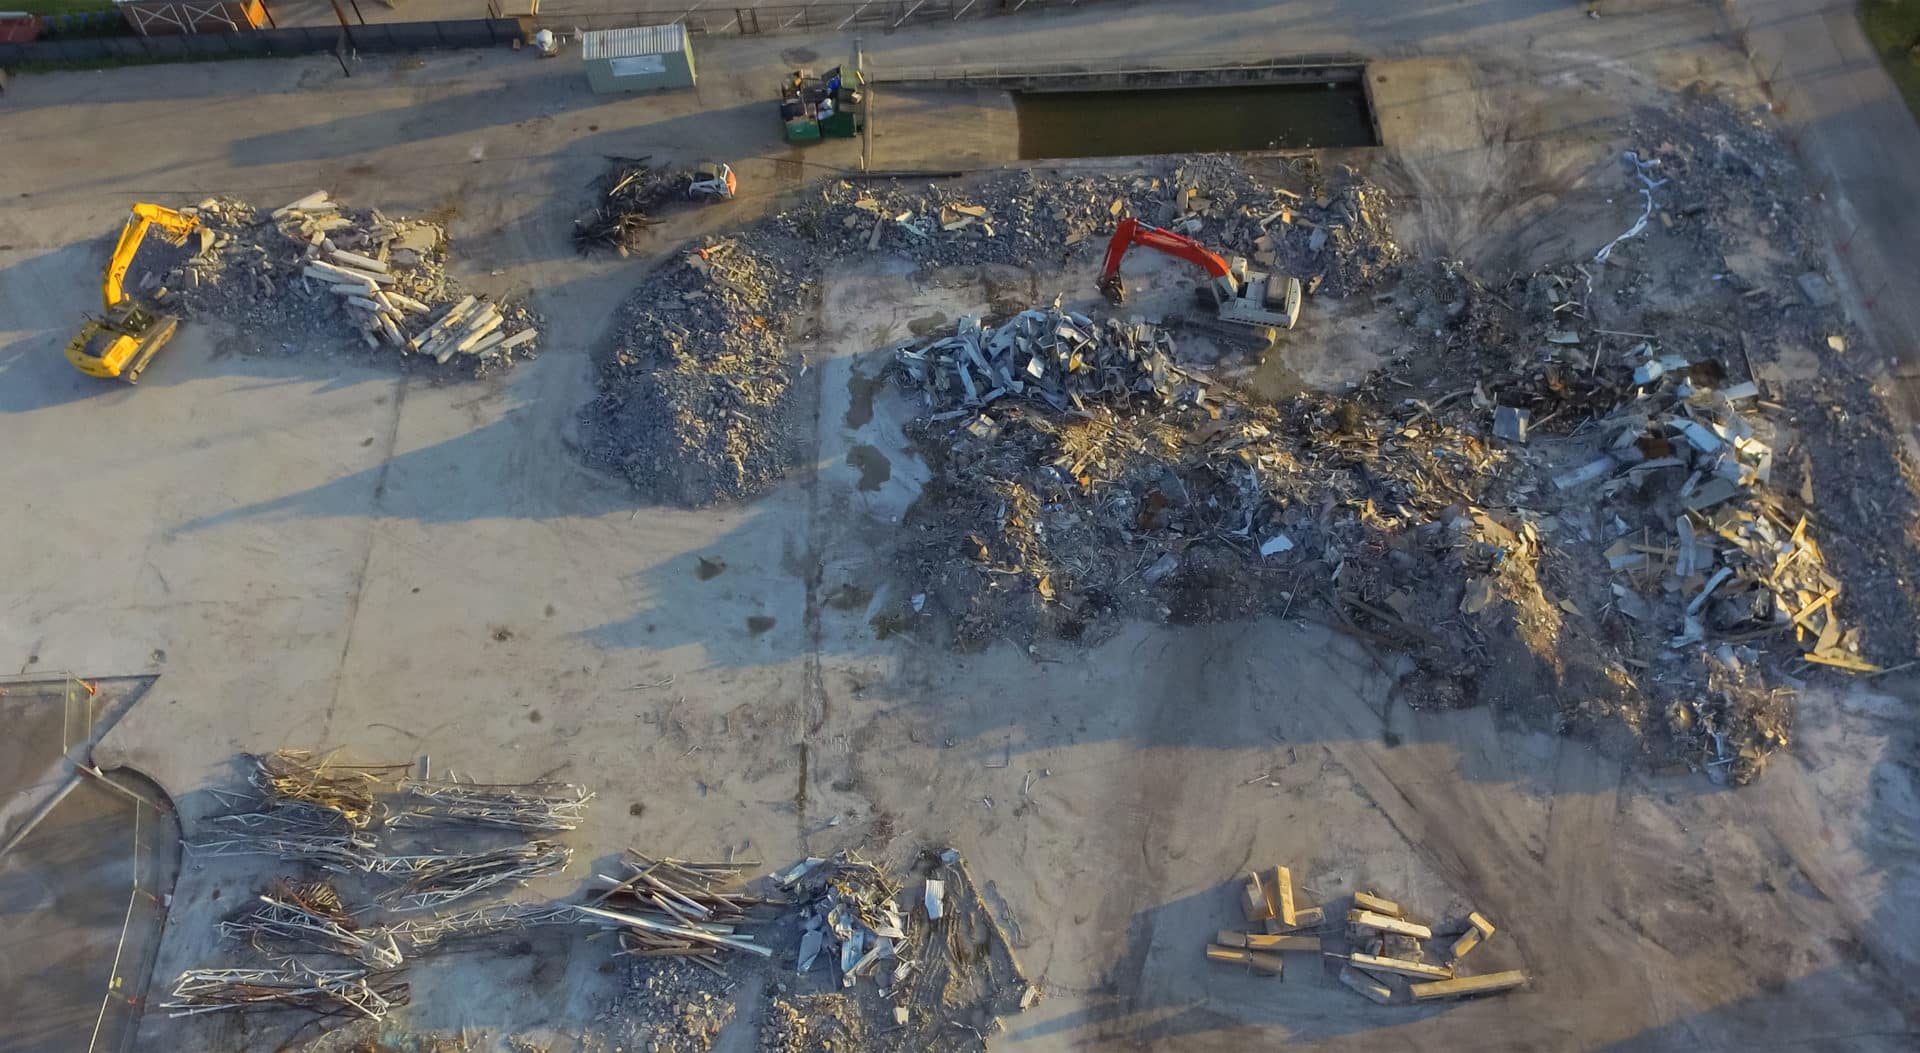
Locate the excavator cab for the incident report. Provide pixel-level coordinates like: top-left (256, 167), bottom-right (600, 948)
top-left (65, 301), bottom-right (179, 381)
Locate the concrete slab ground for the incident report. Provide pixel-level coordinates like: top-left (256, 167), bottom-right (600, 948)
top-left (1, 5), bottom-right (1918, 1052)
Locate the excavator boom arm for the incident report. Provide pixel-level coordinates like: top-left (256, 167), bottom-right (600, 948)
top-left (1099, 216), bottom-right (1234, 291)
top-left (101, 203), bottom-right (200, 310)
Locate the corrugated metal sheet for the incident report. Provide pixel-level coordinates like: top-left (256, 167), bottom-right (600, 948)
top-left (581, 23), bottom-right (684, 61)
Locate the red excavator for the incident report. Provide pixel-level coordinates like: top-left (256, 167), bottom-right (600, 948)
top-left (1098, 217), bottom-right (1302, 333)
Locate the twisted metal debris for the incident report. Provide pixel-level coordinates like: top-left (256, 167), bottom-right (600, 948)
top-left (218, 880), bottom-right (403, 970)
top-left (390, 777), bottom-right (594, 832)
top-left (896, 304), bottom-right (1196, 416)
top-left (571, 852), bottom-right (775, 977)
top-left (250, 749), bottom-right (405, 830)
top-left (372, 841), bottom-right (573, 911)
top-left (163, 963), bottom-right (409, 1020)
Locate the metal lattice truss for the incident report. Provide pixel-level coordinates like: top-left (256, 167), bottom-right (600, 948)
top-left (388, 777), bottom-right (594, 832)
top-left (219, 891), bottom-right (403, 970)
top-left (163, 963), bottom-right (409, 1021)
top-left (371, 841), bottom-right (572, 912)
top-left (385, 902), bottom-right (579, 951)
top-left (188, 831), bottom-right (376, 873)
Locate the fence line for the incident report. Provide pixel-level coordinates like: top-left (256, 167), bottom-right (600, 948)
top-left (538, 0), bottom-right (1107, 36)
top-left (0, 16), bottom-right (522, 66)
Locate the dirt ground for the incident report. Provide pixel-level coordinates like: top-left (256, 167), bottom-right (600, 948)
top-left (2, 5), bottom-right (1918, 1052)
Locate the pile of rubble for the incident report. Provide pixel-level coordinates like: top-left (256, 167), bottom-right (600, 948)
top-left (788, 156), bottom-right (1402, 297)
top-left (172, 190), bottom-right (538, 375)
top-left (897, 304), bottom-right (1192, 416)
top-left (885, 92), bottom-right (1920, 784)
top-left (585, 235), bottom-right (814, 505)
top-left (1207, 865), bottom-right (1526, 1005)
top-left (758, 993), bottom-right (866, 1053)
top-left (586, 157), bottom-right (1400, 507)
top-left (777, 849), bottom-right (1035, 1051)
top-left (599, 958), bottom-right (739, 1053)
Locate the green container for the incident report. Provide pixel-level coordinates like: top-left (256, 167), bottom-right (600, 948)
top-left (819, 110), bottom-right (859, 138)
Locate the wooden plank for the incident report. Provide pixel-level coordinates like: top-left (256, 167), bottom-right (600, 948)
top-left (1204, 944), bottom-right (1282, 976)
top-left (1352, 892), bottom-right (1402, 917)
top-left (1348, 910), bottom-right (1431, 939)
top-left (1410, 970), bottom-right (1529, 1002)
top-left (1270, 866), bottom-right (1296, 927)
top-left (1349, 953), bottom-right (1451, 980)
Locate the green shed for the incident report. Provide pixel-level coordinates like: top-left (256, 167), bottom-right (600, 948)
top-left (581, 24), bottom-right (696, 95)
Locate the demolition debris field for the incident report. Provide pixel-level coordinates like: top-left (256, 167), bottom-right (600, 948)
top-left (585, 91), bottom-right (1920, 788)
top-left (6, 23), bottom-right (1920, 1053)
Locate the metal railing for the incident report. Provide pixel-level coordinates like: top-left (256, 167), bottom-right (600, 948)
top-left (0, 16), bottom-right (522, 66)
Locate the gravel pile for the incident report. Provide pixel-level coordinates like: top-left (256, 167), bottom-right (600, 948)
top-left (585, 234), bottom-right (815, 505)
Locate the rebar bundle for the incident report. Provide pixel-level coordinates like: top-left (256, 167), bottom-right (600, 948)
top-left (250, 749), bottom-right (406, 830)
top-left (219, 881), bottom-right (403, 970)
top-left (391, 778), bottom-right (594, 831)
top-left (373, 841), bottom-right (572, 911)
top-left (576, 852), bottom-right (773, 976)
top-left (164, 963), bottom-right (409, 1020)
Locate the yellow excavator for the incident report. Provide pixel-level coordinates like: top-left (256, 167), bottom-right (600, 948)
top-left (64, 203), bottom-right (202, 382)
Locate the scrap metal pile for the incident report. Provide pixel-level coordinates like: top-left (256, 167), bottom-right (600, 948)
top-left (163, 964), bottom-right (410, 1021)
top-left (389, 776), bottom-right (594, 831)
top-left (170, 190), bottom-right (539, 374)
top-left (574, 158), bottom-right (687, 255)
top-left (1207, 865), bottom-right (1527, 1005)
top-left (774, 849), bottom-right (1037, 1049)
top-left (897, 304), bottom-right (1191, 416)
top-left (574, 853), bottom-right (775, 978)
top-left (178, 750), bottom-right (592, 1022)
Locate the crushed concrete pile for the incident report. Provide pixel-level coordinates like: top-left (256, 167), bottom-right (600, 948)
top-left (585, 235), bottom-right (813, 505)
top-left (597, 958), bottom-right (737, 1053)
top-left (171, 191), bottom-right (538, 375)
top-left (758, 993), bottom-right (867, 1053)
top-left (588, 157), bottom-right (1399, 507)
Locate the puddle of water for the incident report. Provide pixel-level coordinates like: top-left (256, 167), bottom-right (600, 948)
top-left (844, 367), bottom-right (885, 429)
top-left (906, 312), bottom-right (950, 336)
top-left (1014, 82), bottom-right (1378, 159)
top-left (845, 444), bottom-right (893, 491)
